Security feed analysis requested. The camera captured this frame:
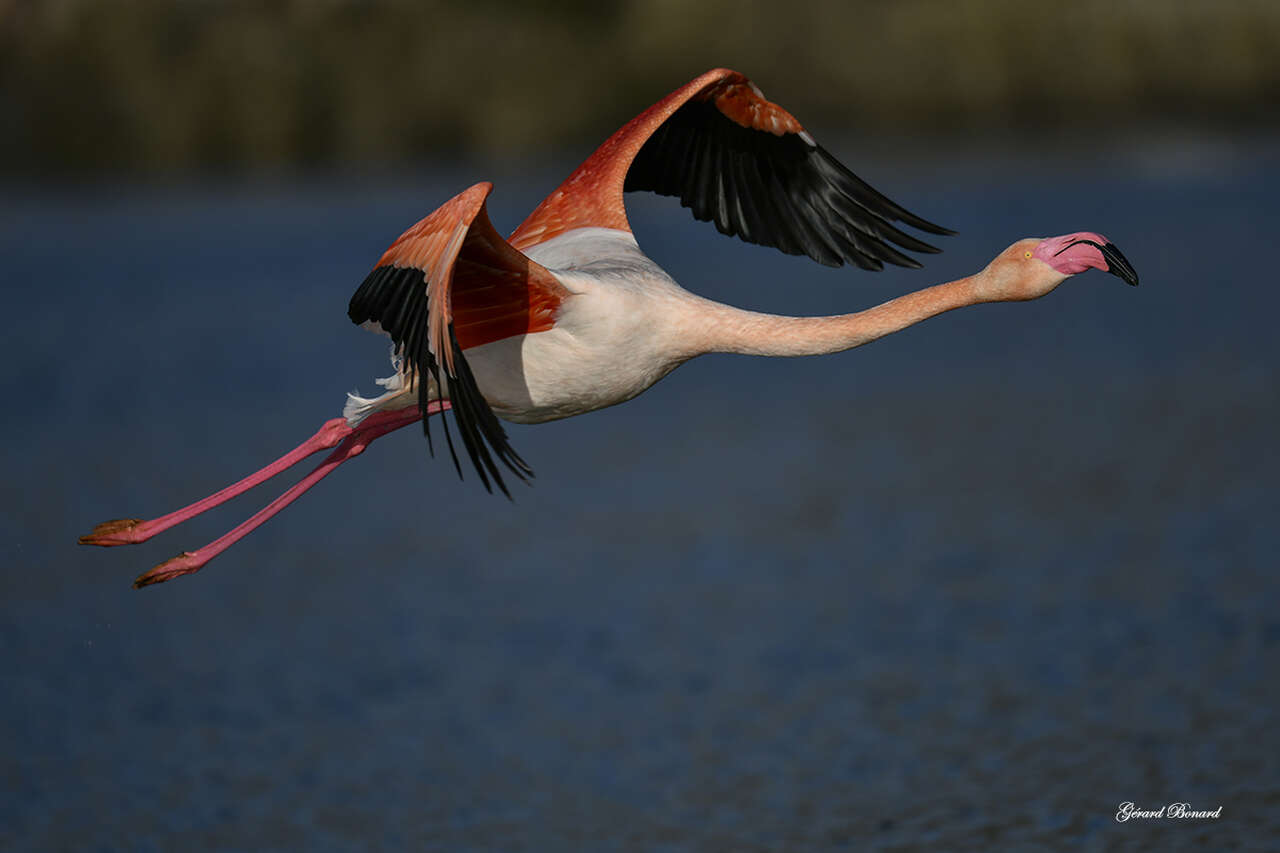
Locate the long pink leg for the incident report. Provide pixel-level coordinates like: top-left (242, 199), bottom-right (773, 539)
top-left (79, 417), bottom-right (359, 547)
top-left (130, 404), bottom-right (438, 588)
top-left (82, 403), bottom-right (441, 589)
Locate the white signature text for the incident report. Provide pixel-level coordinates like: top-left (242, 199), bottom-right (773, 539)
top-left (1115, 802), bottom-right (1223, 822)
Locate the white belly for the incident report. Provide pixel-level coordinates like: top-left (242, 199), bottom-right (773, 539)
top-left (465, 284), bottom-right (686, 424)
top-left (463, 227), bottom-right (702, 424)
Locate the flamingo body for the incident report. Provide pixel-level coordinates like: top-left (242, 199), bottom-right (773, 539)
top-left (471, 228), bottom-right (693, 424)
top-left (79, 67), bottom-right (1139, 587)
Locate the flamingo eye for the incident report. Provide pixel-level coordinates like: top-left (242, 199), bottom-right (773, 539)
top-left (1024, 251), bottom-right (1032, 258)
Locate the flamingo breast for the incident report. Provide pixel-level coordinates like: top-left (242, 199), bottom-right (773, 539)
top-left (463, 228), bottom-right (697, 424)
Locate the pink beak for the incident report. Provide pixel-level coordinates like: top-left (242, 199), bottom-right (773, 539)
top-left (1033, 232), bottom-right (1139, 286)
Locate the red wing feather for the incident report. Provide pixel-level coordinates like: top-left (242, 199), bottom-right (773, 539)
top-left (699, 76), bottom-right (805, 136)
top-left (349, 182), bottom-right (569, 494)
top-left (370, 182), bottom-right (569, 359)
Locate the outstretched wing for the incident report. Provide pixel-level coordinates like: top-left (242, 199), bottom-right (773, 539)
top-left (348, 182), bottom-right (569, 496)
top-left (509, 68), bottom-right (952, 269)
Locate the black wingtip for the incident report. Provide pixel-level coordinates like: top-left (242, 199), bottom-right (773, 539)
top-left (812, 144), bottom-right (956, 241)
top-left (628, 102), bottom-right (955, 273)
top-left (894, 211), bottom-right (956, 238)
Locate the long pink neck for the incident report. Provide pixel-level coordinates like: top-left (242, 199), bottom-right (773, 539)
top-left (688, 273), bottom-right (986, 358)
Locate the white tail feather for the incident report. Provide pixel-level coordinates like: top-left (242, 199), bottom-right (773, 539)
top-left (343, 348), bottom-right (415, 425)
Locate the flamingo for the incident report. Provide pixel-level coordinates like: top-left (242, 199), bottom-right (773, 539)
top-left (79, 68), bottom-right (1139, 588)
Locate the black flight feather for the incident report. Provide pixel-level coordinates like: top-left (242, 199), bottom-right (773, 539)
top-left (348, 264), bottom-right (531, 497)
top-left (625, 99), bottom-right (953, 270)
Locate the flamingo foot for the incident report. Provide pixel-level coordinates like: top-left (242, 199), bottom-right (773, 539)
top-left (134, 552), bottom-right (207, 589)
top-left (79, 518), bottom-right (149, 546)
top-left (79, 405), bottom-right (432, 588)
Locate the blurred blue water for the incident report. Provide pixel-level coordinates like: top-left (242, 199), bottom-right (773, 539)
top-left (3, 132), bottom-right (1278, 850)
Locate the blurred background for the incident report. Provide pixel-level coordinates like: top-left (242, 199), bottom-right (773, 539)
top-left (4, 0), bottom-right (1279, 177)
top-left (3, 1), bottom-right (1278, 850)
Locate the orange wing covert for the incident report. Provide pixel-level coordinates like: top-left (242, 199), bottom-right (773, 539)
top-left (508, 69), bottom-right (746, 250)
top-left (698, 76), bottom-right (806, 137)
top-left (369, 182), bottom-right (569, 356)
top-left (349, 182), bottom-right (569, 494)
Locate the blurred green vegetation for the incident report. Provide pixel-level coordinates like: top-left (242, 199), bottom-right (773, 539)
top-left (3, 0), bottom-right (1278, 177)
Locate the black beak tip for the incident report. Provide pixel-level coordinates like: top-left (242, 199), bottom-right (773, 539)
top-left (1101, 242), bottom-right (1140, 287)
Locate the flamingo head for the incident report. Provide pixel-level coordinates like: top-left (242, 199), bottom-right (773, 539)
top-left (1032, 232), bottom-right (1139, 286)
top-left (982, 232), bottom-right (1139, 302)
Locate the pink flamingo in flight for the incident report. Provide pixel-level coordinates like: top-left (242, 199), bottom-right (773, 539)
top-left (79, 68), bottom-right (1138, 587)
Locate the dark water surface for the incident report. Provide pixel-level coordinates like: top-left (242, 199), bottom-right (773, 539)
top-left (3, 134), bottom-right (1278, 850)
